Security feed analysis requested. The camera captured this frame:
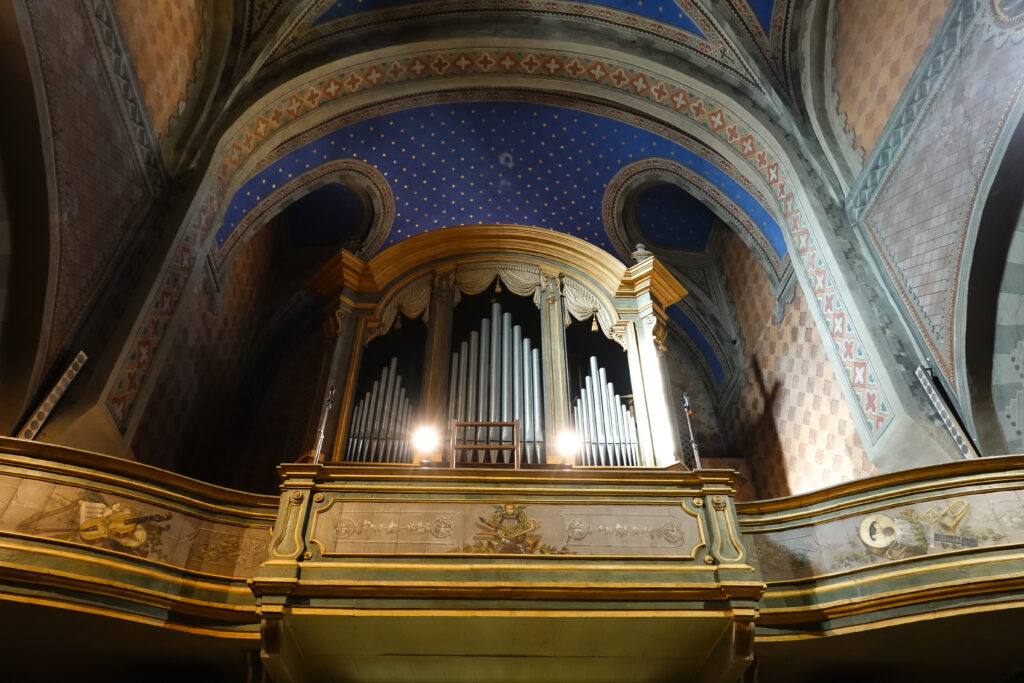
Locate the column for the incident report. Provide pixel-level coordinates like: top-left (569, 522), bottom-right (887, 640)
top-left (539, 271), bottom-right (571, 462)
top-left (326, 298), bottom-right (374, 461)
top-left (419, 267), bottom-right (457, 435)
top-left (628, 308), bottom-right (684, 467)
top-left (616, 257), bottom-right (687, 468)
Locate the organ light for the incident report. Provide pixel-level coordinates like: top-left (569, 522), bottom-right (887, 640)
top-left (411, 426), bottom-right (440, 453)
top-left (555, 430), bottom-right (581, 458)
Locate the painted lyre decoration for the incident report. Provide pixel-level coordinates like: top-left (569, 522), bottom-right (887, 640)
top-left (574, 356), bottom-right (640, 466)
top-left (344, 357), bottom-right (414, 462)
top-left (312, 226), bottom-right (687, 468)
top-left (447, 301), bottom-right (544, 464)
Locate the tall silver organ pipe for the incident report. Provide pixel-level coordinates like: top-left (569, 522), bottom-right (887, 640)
top-left (344, 357), bottom-right (414, 463)
top-left (447, 301), bottom-right (544, 464)
top-left (573, 356), bottom-right (639, 466)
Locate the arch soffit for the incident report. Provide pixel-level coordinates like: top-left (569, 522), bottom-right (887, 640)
top-left (119, 38), bottom-right (896, 443)
top-left (252, 0), bottom-right (764, 95)
top-left (330, 225), bottom-right (644, 346)
top-left (213, 157), bottom-right (393, 278)
top-left (603, 157), bottom-right (787, 284)
top-left (206, 40), bottom-right (788, 256)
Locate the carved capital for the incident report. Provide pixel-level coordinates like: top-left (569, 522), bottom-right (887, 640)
top-left (433, 267), bottom-right (457, 303)
top-left (644, 313), bottom-right (668, 356)
top-left (326, 299), bottom-right (354, 338)
top-left (542, 273), bottom-right (561, 305)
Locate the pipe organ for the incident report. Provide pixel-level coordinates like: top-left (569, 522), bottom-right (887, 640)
top-left (573, 356), bottom-right (640, 467)
top-left (317, 226), bottom-right (688, 469)
top-left (344, 357), bottom-right (414, 463)
top-left (446, 302), bottom-right (544, 464)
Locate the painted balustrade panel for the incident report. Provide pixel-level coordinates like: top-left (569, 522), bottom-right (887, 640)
top-left (0, 472), bottom-right (272, 579)
top-left (309, 499), bottom-right (703, 557)
top-left (747, 488), bottom-right (1024, 582)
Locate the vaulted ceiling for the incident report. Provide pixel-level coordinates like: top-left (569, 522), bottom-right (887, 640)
top-left (149, 0), bottom-right (809, 406)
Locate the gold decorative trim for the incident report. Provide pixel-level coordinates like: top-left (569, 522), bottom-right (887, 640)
top-left (0, 592), bottom-right (260, 639)
top-left (680, 499), bottom-right (709, 558)
top-left (0, 533), bottom-right (264, 583)
top-left (736, 455), bottom-right (1024, 521)
top-left (310, 496), bottom-right (711, 505)
top-left (741, 480), bottom-right (1024, 530)
top-left (0, 541), bottom-right (257, 593)
top-left (282, 462), bottom-right (734, 484)
top-left (762, 549), bottom-right (1024, 597)
top-left (367, 225), bottom-right (627, 294)
top-left (316, 551), bottom-right (707, 561)
top-left (616, 256), bottom-right (688, 310)
top-left (270, 490), bottom-right (308, 559)
top-left (295, 579), bottom-right (730, 589)
top-left (755, 599), bottom-right (1024, 641)
top-left (0, 439), bottom-right (279, 509)
top-left (0, 559), bottom-right (257, 618)
top-left (759, 570), bottom-right (1024, 621)
top-left (295, 560), bottom-right (725, 572)
top-left (281, 607), bottom-right (742, 618)
top-left (0, 466), bottom-right (278, 524)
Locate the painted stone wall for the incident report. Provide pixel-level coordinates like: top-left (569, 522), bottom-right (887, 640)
top-left (21, 0), bottom-right (152, 370)
top-left (114, 0), bottom-right (205, 138)
top-left (859, 11), bottom-right (1024, 393)
top-left (721, 231), bottom-right (874, 499)
top-left (244, 330), bottom-right (326, 466)
top-left (0, 161), bottom-right (9, 338)
top-left (131, 226), bottom-right (275, 485)
top-left (833, 0), bottom-right (950, 160)
top-left (664, 341), bottom-right (757, 499)
top-left (992, 211), bottom-right (1024, 453)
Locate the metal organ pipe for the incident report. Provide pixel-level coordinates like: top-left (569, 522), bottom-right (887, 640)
top-left (530, 347), bottom-right (543, 464)
top-left (488, 303), bottom-right (501, 460)
top-left (477, 317), bottom-right (489, 447)
top-left (521, 338), bottom-right (534, 464)
top-left (344, 357), bottom-right (414, 463)
top-left (512, 324), bottom-right (523, 461)
top-left (585, 374), bottom-right (603, 464)
top-left (573, 356), bottom-right (639, 466)
top-left (466, 331), bottom-right (479, 446)
top-left (446, 299), bottom-right (544, 465)
top-left (500, 312), bottom-right (513, 462)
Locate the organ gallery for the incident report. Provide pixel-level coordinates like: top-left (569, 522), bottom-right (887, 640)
top-left (2, 0), bottom-right (1024, 681)
top-left (321, 226), bottom-right (686, 470)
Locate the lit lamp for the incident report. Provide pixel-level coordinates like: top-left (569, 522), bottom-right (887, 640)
top-left (555, 430), bottom-right (581, 465)
top-left (411, 426), bottom-right (440, 463)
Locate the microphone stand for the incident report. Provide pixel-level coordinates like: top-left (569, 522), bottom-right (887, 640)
top-left (312, 386), bottom-right (335, 465)
top-left (683, 392), bottom-right (701, 470)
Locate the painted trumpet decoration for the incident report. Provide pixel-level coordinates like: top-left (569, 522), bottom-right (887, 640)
top-left (447, 302), bottom-right (544, 464)
top-left (345, 357), bottom-right (414, 463)
top-left (573, 356), bottom-right (640, 466)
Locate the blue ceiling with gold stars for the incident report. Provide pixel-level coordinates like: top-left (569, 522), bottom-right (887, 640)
top-left (312, 0), bottom-right (706, 37)
top-left (745, 0), bottom-right (777, 34)
top-left (219, 101), bottom-right (784, 259)
top-left (635, 183), bottom-right (715, 251)
top-left (282, 182), bottom-right (364, 246)
top-left (669, 306), bottom-right (725, 382)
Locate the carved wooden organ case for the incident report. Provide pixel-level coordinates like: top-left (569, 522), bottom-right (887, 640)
top-left (309, 226), bottom-right (688, 468)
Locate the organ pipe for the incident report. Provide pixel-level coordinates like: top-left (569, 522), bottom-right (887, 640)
top-left (446, 300), bottom-right (544, 465)
top-left (344, 357), bottom-right (414, 463)
top-left (489, 303), bottom-right (501, 459)
top-left (573, 356), bottom-right (639, 467)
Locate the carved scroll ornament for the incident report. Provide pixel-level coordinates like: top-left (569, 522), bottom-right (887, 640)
top-left (561, 275), bottom-right (619, 346)
top-left (454, 263), bottom-right (543, 307)
top-left (377, 273), bottom-right (432, 336)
